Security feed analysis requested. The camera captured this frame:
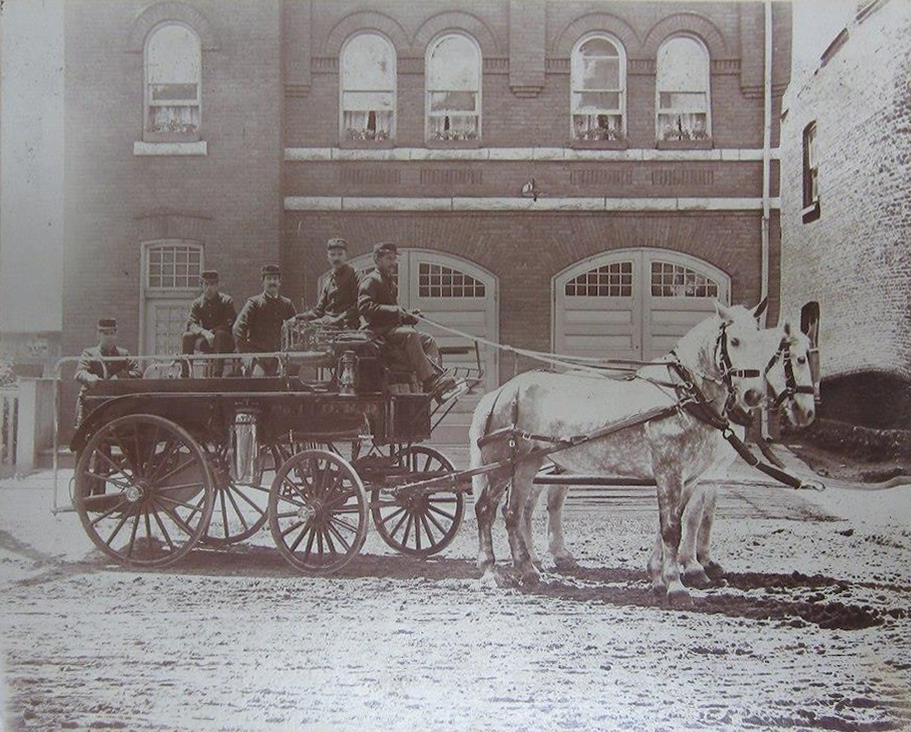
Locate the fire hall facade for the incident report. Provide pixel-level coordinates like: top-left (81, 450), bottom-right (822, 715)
top-left (62, 0), bottom-right (792, 439)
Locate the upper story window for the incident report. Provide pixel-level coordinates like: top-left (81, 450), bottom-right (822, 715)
top-left (426, 33), bottom-right (482, 142)
top-left (656, 36), bottom-right (711, 143)
top-left (144, 23), bottom-right (201, 142)
top-left (340, 33), bottom-right (396, 143)
top-left (802, 122), bottom-right (821, 222)
top-left (571, 34), bottom-right (626, 142)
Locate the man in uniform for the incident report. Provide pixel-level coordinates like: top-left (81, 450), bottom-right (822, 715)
top-left (233, 264), bottom-right (298, 376)
top-left (357, 242), bottom-right (455, 397)
top-left (74, 318), bottom-right (142, 426)
top-left (299, 238), bottom-right (359, 329)
top-left (181, 270), bottom-right (236, 377)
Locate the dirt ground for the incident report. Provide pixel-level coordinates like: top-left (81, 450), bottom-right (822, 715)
top-left (1, 464), bottom-right (911, 732)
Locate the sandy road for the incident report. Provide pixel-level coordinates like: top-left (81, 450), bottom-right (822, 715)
top-left (1, 473), bottom-right (911, 732)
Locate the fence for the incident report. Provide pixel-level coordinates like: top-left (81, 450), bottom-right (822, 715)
top-left (0, 387), bottom-right (18, 478)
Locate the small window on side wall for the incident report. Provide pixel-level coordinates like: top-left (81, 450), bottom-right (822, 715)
top-left (571, 34), bottom-right (626, 143)
top-left (144, 23), bottom-right (201, 142)
top-left (425, 33), bottom-right (482, 144)
top-left (656, 35), bottom-right (711, 146)
top-left (340, 33), bottom-right (396, 144)
top-left (802, 122), bottom-right (821, 222)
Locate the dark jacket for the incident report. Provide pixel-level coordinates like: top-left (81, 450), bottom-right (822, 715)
top-left (186, 292), bottom-right (236, 336)
top-left (75, 345), bottom-right (142, 386)
top-left (306, 264), bottom-right (359, 329)
top-left (233, 292), bottom-right (297, 353)
top-left (357, 269), bottom-right (406, 333)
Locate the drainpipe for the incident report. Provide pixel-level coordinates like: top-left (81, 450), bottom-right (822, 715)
top-left (760, 0), bottom-right (773, 439)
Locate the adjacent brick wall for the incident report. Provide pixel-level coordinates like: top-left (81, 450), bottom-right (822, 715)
top-left (779, 0), bottom-right (911, 391)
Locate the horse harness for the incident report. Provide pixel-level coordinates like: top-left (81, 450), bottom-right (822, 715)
top-left (477, 321), bottom-right (824, 492)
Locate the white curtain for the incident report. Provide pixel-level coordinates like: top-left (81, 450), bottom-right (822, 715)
top-left (148, 105), bottom-right (199, 134)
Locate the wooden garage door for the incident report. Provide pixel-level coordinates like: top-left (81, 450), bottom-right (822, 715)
top-left (322, 250), bottom-right (498, 445)
top-left (553, 249), bottom-right (730, 363)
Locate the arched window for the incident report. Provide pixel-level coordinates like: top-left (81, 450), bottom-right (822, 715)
top-left (656, 35), bottom-right (711, 142)
top-left (425, 33), bottom-right (482, 142)
top-left (340, 32), bottom-right (396, 142)
top-left (571, 34), bottom-right (626, 141)
top-left (144, 23), bottom-right (202, 141)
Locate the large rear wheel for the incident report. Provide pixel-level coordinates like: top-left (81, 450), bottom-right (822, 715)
top-left (268, 449), bottom-right (368, 574)
top-left (371, 445), bottom-right (464, 558)
top-left (73, 414), bottom-right (215, 567)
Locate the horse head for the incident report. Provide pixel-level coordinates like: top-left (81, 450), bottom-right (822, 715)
top-left (763, 321), bottom-right (817, 428)
top-left (675, 299), bottom-right (769, 416)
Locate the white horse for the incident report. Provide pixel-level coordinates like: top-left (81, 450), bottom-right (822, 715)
top-left (470, 301), bottom-right (772, 604)
top-left (524, 321), bottom-right (818, 589)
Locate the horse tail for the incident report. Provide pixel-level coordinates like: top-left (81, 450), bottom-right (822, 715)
top-left (469, 387), bottom-right (502, 505)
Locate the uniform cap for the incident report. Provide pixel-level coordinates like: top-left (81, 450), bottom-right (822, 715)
top-left (97, 318), bottom-right (117, 330)
top-left (261, 264), bottom-right (281, 277)
top-left (200, 270), bottom-right (219, 281)
top-left (372, 242), bottom-right (397, 257)
top-left (326, 238), bottom-right (348, 251)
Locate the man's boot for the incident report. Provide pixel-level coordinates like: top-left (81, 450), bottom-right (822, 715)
top-left (423, 371), bottom-right (457, 400)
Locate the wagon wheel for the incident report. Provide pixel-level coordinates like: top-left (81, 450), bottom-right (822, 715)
top-left (73, 414), bottom-right (215, 568)
top-left (371, 446), bottom-right (464, 558)
top-left (201, 443), bottom-right (270, 547)
top-left (268, 449), bottom-right (368, 574)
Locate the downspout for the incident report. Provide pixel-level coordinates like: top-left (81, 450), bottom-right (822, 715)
top-left (760, 0), bottom-right (773, 439)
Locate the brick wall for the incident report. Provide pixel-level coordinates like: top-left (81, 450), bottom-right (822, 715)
top-left (779, 0), bottom-right (911, 390)
top-left (283, 211), bottom-right (769, 379)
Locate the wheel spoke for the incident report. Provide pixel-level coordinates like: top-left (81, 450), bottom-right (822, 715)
top-left (378, 506), bottom-right (406, 527)
top-left (113, 433), bottom-right (139, 477)
top-left (229, 484), bottom-right (268, 515)
top-left (324, 521), bottom-right (351, 552)
top-left (327, 514), bottom-right (359, 534)
top-left (301, 525), bottom-right (316, 561)
top-left (316, 527), bottom-right (324, 556)
top-left (427, 504), bottom-right (455, 521)
top-left (156, 494), bottom-right (204, 513)
top-left (419, 513), bottom-right (436, 545)
top-left (153, 500), bottom-right (196, 537)
top-left (151, 506), bottom-right (176, 551)
top-left (93, 450), bottom-right (136, 486)
top-left (288, 522), bottom-right (312, 552)
top-left (144, 507), bottom-right (153, 548)
top-left (147, 439), bottom-right (179, 484)
top-left (219, 487), bottom-right (229, 539)
top-left (156, 482), bottom-right (205, 493)
top-left (155, 457), bottom-right (199, 486)
top-left (105, 505), bottom-right (135, 548)
top-left (322, 526), bottom-right (338, 555)
top-left (90, 499), bottom-right (127, 526)
top-left (126, 508), bottom-right (141, 558)
top-left (83, 472), bottom-right (131, 490)
top-left (282, 478), bottom-right (311, 505)
top-left (224, 486), bottom-right (250, 531)
top-left (281, 519), bottom-right (306, 539)
top-left (140, 423), bottom-right (160, 478)
top-left (81, 491), bottom-right (126, 504)
top-left (414, 514), bottom-right (422, 551)
top-left (424, 507), bottom-right (449, 536)
top-left (388, 509), bottom-right (409, 539)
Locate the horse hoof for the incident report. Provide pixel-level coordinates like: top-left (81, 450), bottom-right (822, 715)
top-left (704, 562), bottom-right (726, 581)
top-left (552, 555), bottom-right (579, 572)
top-left (667, 587), bottom-right (693, 607)
top-left (651, 583), bottom-right (667, 598)
top-left (519, 569), bottom-right (540, 587)
top-left (478, 571), bottom-right (498, 590)
top-left (682, 569), bottom-right (712, 589)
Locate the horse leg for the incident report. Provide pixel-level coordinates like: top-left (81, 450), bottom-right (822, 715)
top-left (523, 484), bottom-right (544, 570)
top-left (653, 469), bottom-right (689, 605)
top-left (502, 460), bottom-right (541, 586)
top-left (696, 485), bottom-right (725, 581)
top-left (679, 484), bottom-right (712, 589)
top-left (474, 466), bottom-right (508, 586)
top-left (546, 485), bottom-right (577, 570)
top-left (648, 532), bottom-right (665, 594)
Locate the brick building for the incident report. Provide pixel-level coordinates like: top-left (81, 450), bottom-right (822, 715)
top-left (62, 0), bottom-right (791, 440)
top-left (779, 0), bottom-right (911, 430)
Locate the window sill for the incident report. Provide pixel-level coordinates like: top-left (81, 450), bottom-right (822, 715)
top-left (426, 139), bottom-right (482, 149)
top-left (338, 139), bottom-right (395, 149)
top-left (657, 139), bottom-right (713, 150)
top-left (801, 201), bottom-right (821, 223)
top-left (569, 139), bottom-right (628, 150)
top-left (133, 141), bottom-right (208, 157)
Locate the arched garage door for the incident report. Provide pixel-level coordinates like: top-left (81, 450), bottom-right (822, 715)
top-left (553, 249), bottom-right (730, 362)
top-left (320, 249), bottom-right (498, 444)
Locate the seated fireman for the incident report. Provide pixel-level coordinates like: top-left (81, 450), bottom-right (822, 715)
top-left (74, 318), bottom-right (142, 426)
top-left (298, 237), bottom-right (359, 329)
top-left (232, 264), bottom-right (297, 376)
top-left (181, 269), bottom-right (236, 377)
top-left (357, 242), bottom-right (455, 397)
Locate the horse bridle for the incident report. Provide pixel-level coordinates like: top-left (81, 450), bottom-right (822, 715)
top-left (763, 336), bottom-right (816, 409)
top-left (712, 322), bottom-right (762, 418)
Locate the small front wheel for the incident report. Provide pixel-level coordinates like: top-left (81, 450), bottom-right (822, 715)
top-left (371, 446), bottom-right (464, 558)
top-left (268, 449), bottom-right (368, 574)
